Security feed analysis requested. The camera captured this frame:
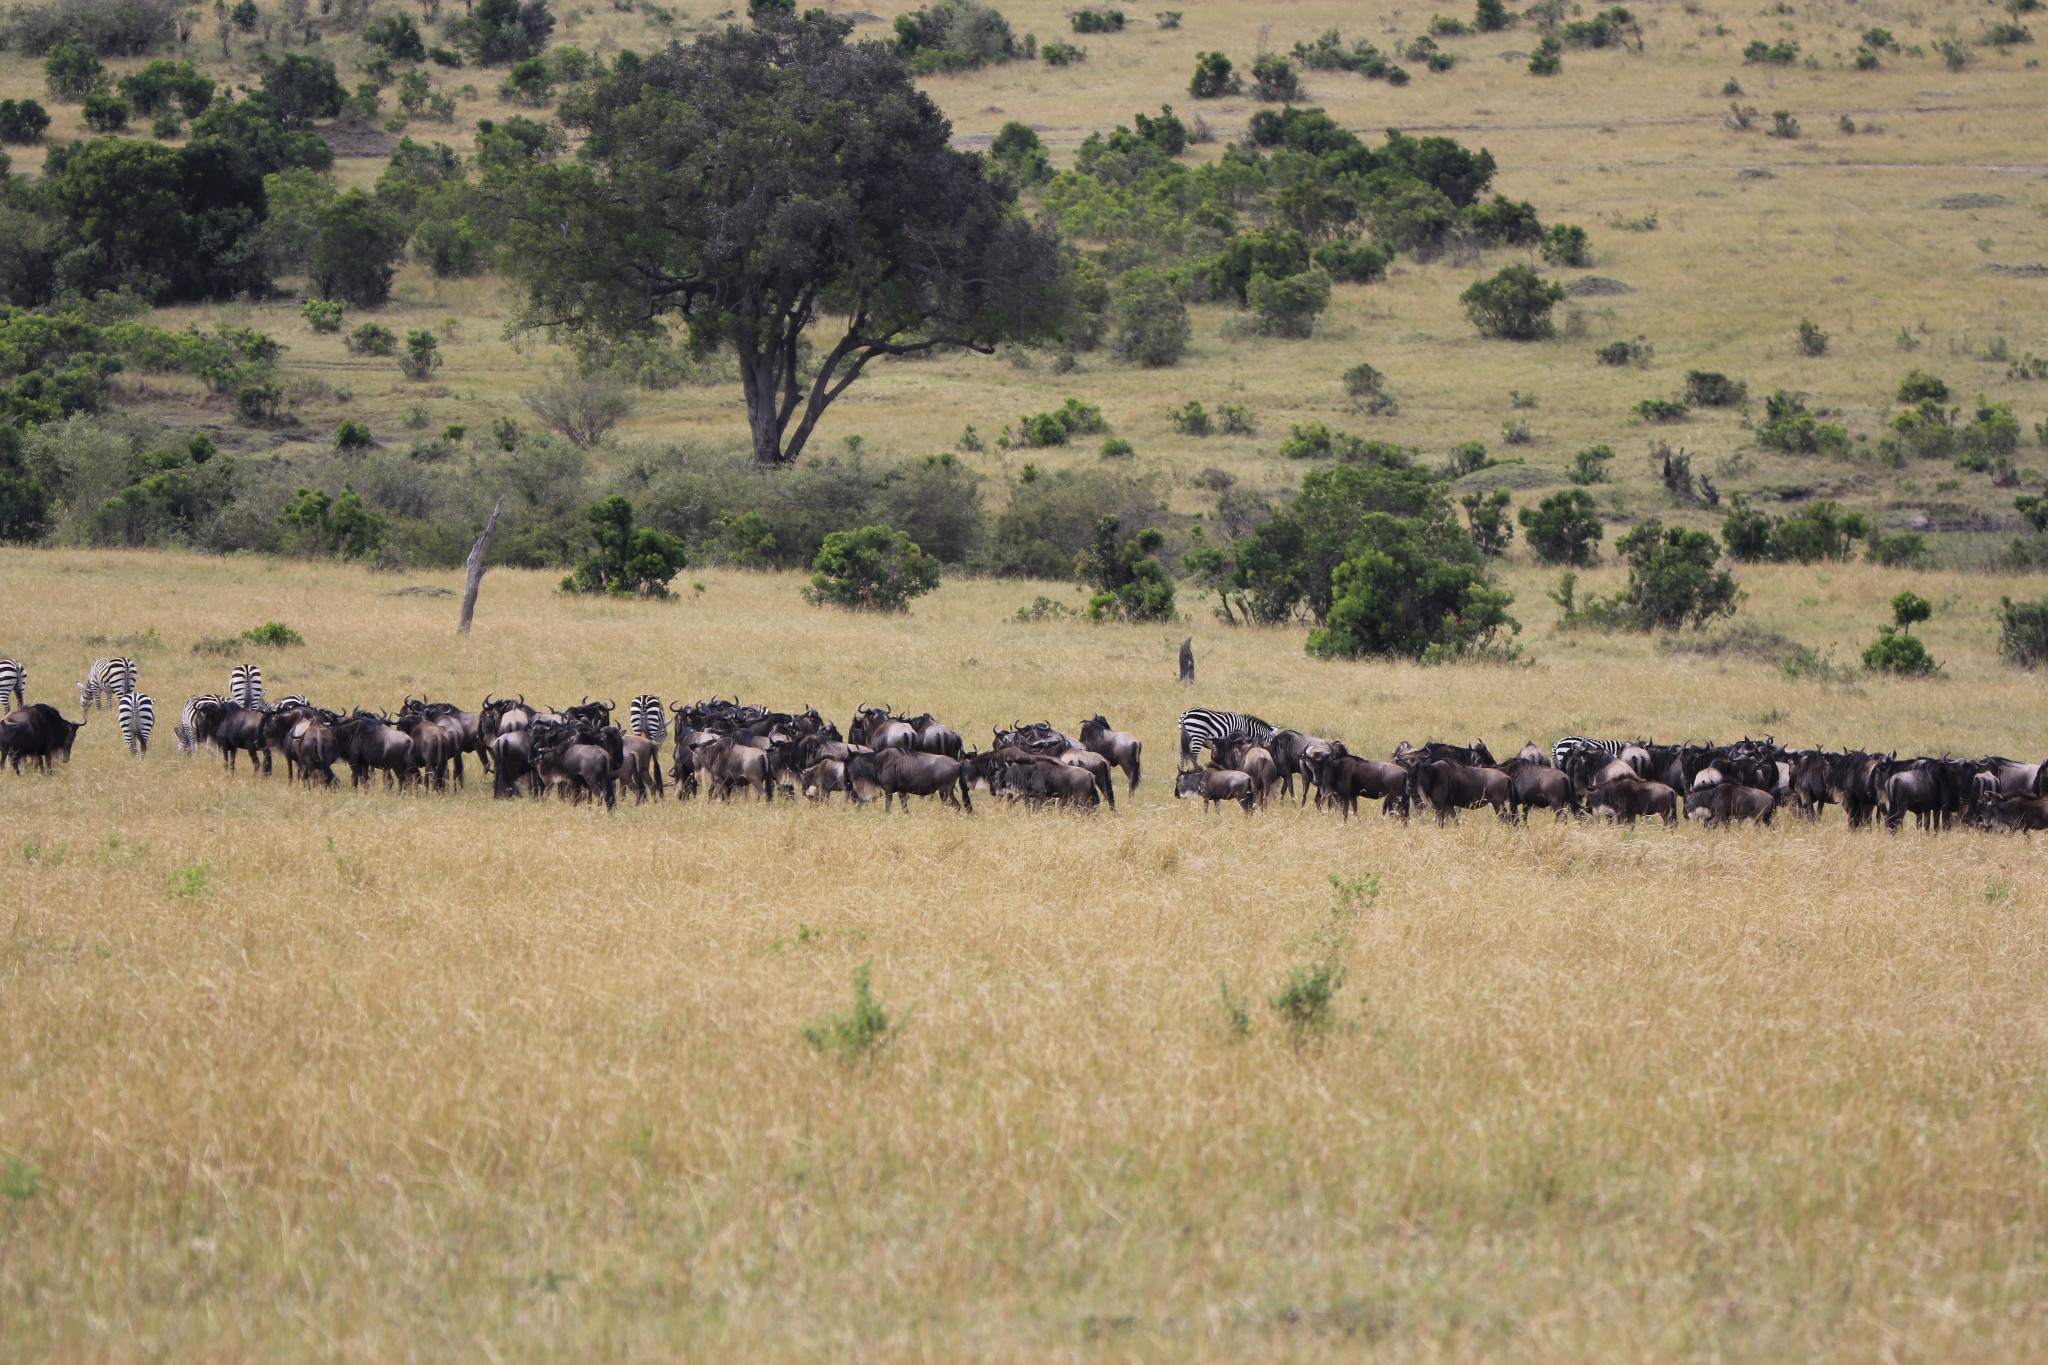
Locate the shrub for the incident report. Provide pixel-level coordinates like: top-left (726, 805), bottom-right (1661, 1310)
top-left (6, 0), bottom-right (180, 57)
top-left (1476, 0), bottom-right (1515, 29)
top-left (1937, 37), bottom-right (1971, 68)
top-left (988, 121), bottom-right (1052, 184)
top-left (262, 54), bottom-right (346, 129)
top-left (1217, 403), bottom-right (1258, 435)
top-left (1015, 397), bottom-right (1109, 447)
top-left (1307, 521), bottom-right (1518, 661)
top-left (1997, 595), bottom-right (2048, 666)
top-left (803, 524), bottom-right (939, 612)
top-left (1897, 369), bottom-right (1949, 403)
top-left (1636, 397), bottom-right (1689, 423)
top-left (1562, 5), bottom-right (1637, 47)
top-left (1767, 110), bottom-right (1800, 140)
top-left (44, 41), bottom-right (104, 101)
top-left (1189, 51), bottom-right (1242, 98)
top-left (1540, 223), bottom-right (1590, 267)
top-left (1795, 317), bottom-right (1828, 356)
top-left (562, 494), bottom-right (688, 598)
top-left (1596, 337), bottom-right (1652, 368)
top-left (1070, 7), bottom-right (1124, 32)
top-left (1167, 400), bottom-right (1212, 436)
top-left (1100, 437), bottom-right (1134, 458)
top-left (1247, 268), bottom-right (1331, 338)
top-left (1041, 42), bottom-right (1085, 64)
top-left (242, 621), bottom-right (306, 647)
top-left (1866, 529), bottom-right (1930, 568)
top-left (500, 57), bottom-right (555, 105)
top-left (801, 962), bottom-right (893, 1064)
top-left (1957, 399), bottom-right (2021, 467)
top-left (398, 330), bottom-right (442, 380)
top-left (891, 0), bottom-right (1020, 73)
top-left (452, 0), bottom-right (557, 66)
top-left (1767, 500), bottom-right (1869, 563)
top-left (335, 419), bottom-right (375, 451)
top-left (1982, 21), bottom-right (2033, 46)
top-left (301, 299), bottom-right (345, 333)
top-left (310, 190), bottom-right (408, 306)
top-left (1568, 445), bottom-right (1612, 485)
top-left (1343, 362), bottom-right (1397, 415)
top-left (81, 93), bottom-right (128, 132)
top-left (1269, 950), bottom-right (1344, 1048)
top-left (346, 323), bottom-right (398, 356)
top-left (0, 100), bottom-right (52, 144)
top-left (1528, 35), bottom-right (1562, 73)
top-left (1744, 38), bottom-right (1799, 63)
top-left (1611, 518), bottom-right (1740, 630)
top-left (1684, 370), bottom-right (1746, 407)
top-left (1312, 240), bottom-right (1391, 284)
top-left (1251, 54), bottom-right (1302, 100)
top-left (1462, 487), bottom-right (1513, 557)
top-left (365, 13), bottom-right (428, 62)
top-left (1462, 265), bottom-right (1565, 340)
top-left (1756, 390), bottom-right (1849, 455)
top-left (1519, 488), bottom-right (1603, 565)
top-left (1109, 267), bottom-right (1190, 367)
top-left (1080, 515), bottom-right (1175, 621)
top-left (1863, 627), bottom-right (1936, 675)
top-left (523, 368), bottom-right (636, 447)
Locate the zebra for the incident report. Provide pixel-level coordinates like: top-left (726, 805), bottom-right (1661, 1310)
top-left (1178, 708), bottom-right (1277, 770)
top-left (1550, 735), bottom-right (1632, 770)
top-left (177, 693), bottom-right (227, 755)
top-left (117, 692), bottom-right (155, 756)
top-left (229, 663), bottom-right (264, 708)
top-left (78, 657), bottom-right (138, 711)
top-left (0, 658), bottom-right (24, 711)
top-left (629, 694), bottom-right (668, 742)
top-left (274, 694), bottom-right (310, 712)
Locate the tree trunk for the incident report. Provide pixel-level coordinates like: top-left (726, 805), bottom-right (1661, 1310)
top-left (458, 495), bottom-right (504, 635)
top-left (1179, 636), bottom-right (1195, 686)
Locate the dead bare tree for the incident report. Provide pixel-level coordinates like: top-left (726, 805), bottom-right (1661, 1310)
top-left (458, 496), bottom-right (504, 635)
top-left (522, 367), bottom-right (636, 449)
top-left (1179, 637), bottom-right (1195, 686)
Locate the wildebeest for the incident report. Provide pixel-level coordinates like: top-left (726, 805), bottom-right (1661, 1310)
top-left (618, 732), bottom-right (665, 803)
top-left (1586, 776), bottom-right (1680, 826)
top-left (1174, 768), bottom-right (1255, 813)
top-left (531, 722), bottom-right (616, 809)
top-left (1506, 762), bottom-right (1580, 821)
top-left (1410, 759), bottom-right (1510, 824)
top-left (905, 712), bottom-right (964, 759)
top-left (991, 756), bottom-right (1100, 810)
top-left (190, 699), bottom-right (272, 774)
top-left (1983, 793), bottom-right (2048, 832)
top-left (0, 703), bottom-right (85, 772)
top-left (283, 711), bottom-right (340, 787)
top-left (394, 708), bottom-right (465, 790)
top-left (1079, 714), bottom-right (1142, 792)
top-left (1315, 752), bottom-right (1410, 820)
top-left (1684, 783), bottom-right (1776, 826)
top-left (698, 736), bottom-right (775, 801)
top-left (1211, 736), bottom-right (1282, 807)
top-left (849, 705), bottom-right (916, 751)
top-left (844, 748), bottom-right (972, 812)
top-left (332, 712), bottom-right (420, 789)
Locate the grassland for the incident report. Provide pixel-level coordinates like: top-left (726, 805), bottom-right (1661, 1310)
top-left (5, 549), bottom-right (2048, 1358)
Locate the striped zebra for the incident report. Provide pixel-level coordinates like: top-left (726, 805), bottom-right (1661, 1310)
top-left (117, 692), bottom-right (155, 756)
top-left (0, 658), bottom-right (24, 711)
top-left (1178, 708), bottom-right (1277, 770)
top-left (274, 694), bottom-right (310, 712)
top-left (177, 693), bottom-right (227, 755)
top-left (229, 664), bottom-right (264, 708)
top-left (78, 656), bottom-right (138, 711)
top-left (629, 694), bottom-right (668, 742)
top-left (1551, 735), bottom-right (1630, 770)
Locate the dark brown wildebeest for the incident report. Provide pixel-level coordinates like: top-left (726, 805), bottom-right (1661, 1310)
top-left (1515, 741), bottom-right (1551, 768)
top-left (1178, 636), bottom-right (1194, 686)
top-left (1410, 760), bottom-right (1510, 824)
top-left (1826, 751), bottom-right (1892, 828)
top-left (1983, 794), bottom-right (2048, 832)
top-left (699, 736), bottom-right (775, 801)
top-left (283, 712), bottom-right (339, 787)
top-left (1880, 760), bottom-right (1962, 833)
top-left (1053, 747), bottom-right (1117, 808)
top-left (993, 757), bottom-right (1100, 810)
top-left (1684, 783), bottom-right (1775, 826)
top-left (1079, 715), bottom-right (1142, 793)
top-left (801, 759), bottom-right (850, 801)
top-left (1506, 763), bottom-right (1579, 821)
top-left (332, 712), bottom-right (418, 789)
top-left (0, 703), bottom-right (85, 773)
top-left (532, 724), bottom-right (616, 809)
top-left (618, 732), bottom-right (664, 803)
top-left (191, 699), bottom-right (272, 774)
top-left (1174, 768), bottom-right (1255, 813)
top-left (393, 710), bottom-right (465, 790)
top-left (1784, 751), bottom-right (1832, 820)
top-left (489, 729), bottom-right (537, 798)
top-left (1586, 776), bottom-right (1680, 826)
top-left (1316, 753), bottom-right (1410, 820)
top-left (1211, 737), bottom-right (1282, 807)
top-left (905, 713), bottom-right (964, 759)
top-left (844, 748), bottom-right (972, 812)
top-left (849, 706), bottom-right (915, 751)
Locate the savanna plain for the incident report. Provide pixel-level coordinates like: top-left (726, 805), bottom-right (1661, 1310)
top-left (7, 0), bottom-right (2048, 1352)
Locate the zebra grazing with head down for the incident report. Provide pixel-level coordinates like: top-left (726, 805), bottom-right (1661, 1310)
top-left (1178, 708), bottom-right (1277, 771)
top-left (117, 692), bottom-right (155, 756)
top-left (78, 657), bottom-right (138, 711)
top-left (629, 694), bottom-right (668, 743)
top-left (229, 664), bottom-right (264, 708)
top-left (1551, 735), bottom-right (1647, 784)
top-left (0, 658), bottom-right (24, 711)
top-left (177, 693), bottom-right (227, 754)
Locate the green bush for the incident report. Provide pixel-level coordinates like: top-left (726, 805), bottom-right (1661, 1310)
top-left (1312, 240), bottom-right (1391, 284)
top-left (1756, 390), bottom-right (1849, 455)
top-left (301, 300), bottom-right (345, 333)
top-left (1307, 514), bottom-right (1518, 661)
top-left (1596, 337), bottom-right (1651, 367)
top-left (1014, 396), bottom-right (1109, 447)
top-left (1247, 268), bottom-right (1331, 338)
top-left (1081, 515), bottom-right (1175, 621)
top-left (0, 99), bottom-right (52, 144)
top-left (1865, 528), bottom-right (1929, 568)
top-left (1269, 950), bottom-right (1344, 1049)
top-left (1217, 403), bottom-right (1257, 435)
top-left (1100, 437), bottom-right (1134, 458)
top-left (1250, 54), bottom-right (1302, 100)
top-left (451, 0), bottom-right (557, 66)
top-left (1610, 518), bottom-right (1740, 630)
top-left (801, 962), bottom-right (893, 1064)
top-left (1795, 317), bottom-right (1828, 356)
top-left (1540, 222), bottom-right (1590, 267)
top-left (1070, 7), bottom-right (1124, 32)
top-left (1519, 488), bottom-right (1603, 565)
top-left (1768, 500), bottom-right (1868, 563)
top-left (1636, 396), bottom-right (1689, 423)
top-left (1042, 41), bottom-right (1086, 65)
top-left (346, 323), bottom-right (398, 356)
top-left (1684, 370), bottom-right (1746, 407)
top-left (1475, 0), bottom-right (1515, 30)
top-left (1189, 50), bottom-right (1242, 97)
top-left (1462, 265), bottom-right (1565, 340)
top-left (1897, 369), bottom-right (1949, 403)
top-left (500, 57), bottom-right (555, 105)
top-left (988, 121), bottom-right (1052, 185)
top-left (364, 13), bottom-right (428, 62)
top-left (1109, 267), bottom-right (1190, 367)
top-left (43, 41), bottom-right (104, 101)
top-left (1167, 400), bottom-right (1212, 436)
top-left (242, 621), bottom-right (306, 647)
top-left (1570, 445), bottom-right (1614, 485)
top-left (335, 419), bottom-right (375, 451)
top-left (803, 524), bottom-right (939, 612)
top-left (1862, 627), bottom-right (1936, 675)
top-left (1744, 38), bottom-right (1799, 63)
top-left (1997, 595), bottom-right (2048, 666)
top-left (80, 93), bottom-right (128, 131)
top-left (1528, 35), bottom-right (1562, 73)
top-left (562, 494), bottom-right (688, 598)
top-left (1462, 486), bottom-right (1513, 557)
top-left (892, 0), bottom-right (1021, 73)
top-left (399, 329), bottom-right (443, 380)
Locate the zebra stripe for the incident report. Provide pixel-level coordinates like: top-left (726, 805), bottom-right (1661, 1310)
top-left (1178, 708), bottom-right (1276, 765)
top-left (78, 657), bottom-right (138, 711)
top-left (629, 694), bottom-right (668, 742)
top-left (178, 694), bottom-right (226, 754)
top-left (229, 664), bottom-right (265, 708)
top-left (0, 658), bottom-right (24, 711)
top-left (1551, 735), bottom-right (1628, 769)
top-left (117, 692), bottom-right (155, 756)
top-left (275, 694), bottom-right (310, 712)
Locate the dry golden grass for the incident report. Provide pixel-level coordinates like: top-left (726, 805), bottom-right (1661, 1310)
top-left (4, 548), bottom-right (2048, 1358)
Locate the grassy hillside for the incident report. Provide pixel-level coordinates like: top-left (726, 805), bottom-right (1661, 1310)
top-left (4, 550), bottom-right (2048, 1358)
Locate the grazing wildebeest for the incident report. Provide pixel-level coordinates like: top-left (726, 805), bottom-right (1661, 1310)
top-left (1684, 783), bottom-right (1776, 826)
top-left (1880, 759), bottom-right (1963, 832)
top-left (844, 748), bottom-right (972, 812)
top-left (1174, 768), bottom-right (1255, 813)
top-left (1983, 794), bottom-right (2048, 832)
top-left (0, 703), bottom-right (85, 772)
top-left (1586, 776), bottom-right (1680, 826)
top-left (800, 759), bottom-right (851, 801)
top-left (1506, 762), bottom-right (1580, 821)
top-left (1410, 760), bottom-right (1510, 824)
top-left (1211, 737), bottom-right (1282, 807)
top-left (992, 756), bottom-right (1100, 810)
top-left (1316, 753), bottom-right (1410, 820)
top-left (1079, 714), bottom-right (1142, 793)
top-left (190, 699), bottom-right (272, 774)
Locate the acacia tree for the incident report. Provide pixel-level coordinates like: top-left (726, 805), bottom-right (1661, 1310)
top-left (494, 12), bottom-right (1065, 466)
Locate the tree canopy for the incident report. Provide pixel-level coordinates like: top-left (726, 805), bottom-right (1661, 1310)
top-left (493, 11), bottom-right (1065, 466)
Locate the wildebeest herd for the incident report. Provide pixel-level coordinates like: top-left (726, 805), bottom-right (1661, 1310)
top-left (4, 655), bottom-right (2047, 833)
